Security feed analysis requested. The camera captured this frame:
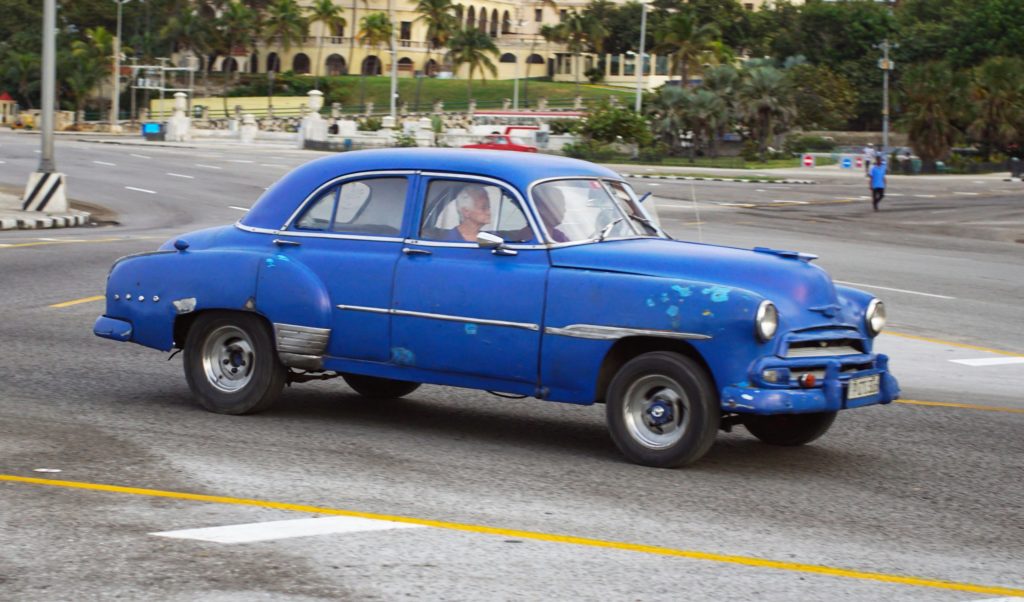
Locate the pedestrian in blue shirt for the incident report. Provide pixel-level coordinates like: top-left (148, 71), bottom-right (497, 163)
top-left (869, 156), bottom-right (887, 211)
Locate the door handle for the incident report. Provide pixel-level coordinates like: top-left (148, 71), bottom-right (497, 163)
top-left (273, 239), bottom-right (301, 247)
top-left (402, 247), bottom-right (432, 256)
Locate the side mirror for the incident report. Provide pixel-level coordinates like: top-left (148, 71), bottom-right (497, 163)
top-left (477, 232), bottom-right (517, 256)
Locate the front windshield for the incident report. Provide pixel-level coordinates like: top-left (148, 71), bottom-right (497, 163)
top-left (532, 179), bottom-right (648, 243)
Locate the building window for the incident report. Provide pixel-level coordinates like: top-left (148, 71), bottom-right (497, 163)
top-left (559, 9), bottom-right (567, 22)
top-left (400, 21), bottom-right (411, 40)
top-left (744, 3), bottom-right (754, 9)
top-left (535, 8), bottom-right (542, 21)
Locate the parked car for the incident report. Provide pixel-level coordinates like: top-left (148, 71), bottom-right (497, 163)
top-left (462, 134), bottom-right (537, 152)
top-left (94, 149), bottom-right (899, 467)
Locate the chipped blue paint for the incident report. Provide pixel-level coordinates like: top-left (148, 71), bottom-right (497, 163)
top-left (660, 292), bottom-right (670, 303)
top-left (702, 286), bottom-right (731, 302)
top-left (464, 323), bottom-right (478, 335)
top-left (666, 305), bottom-right (679, 318)
top-left (646, 298), bottom-right (656, 307)
top-left (390, 347), bottom-right (415, 366)
top-left (671, 285), bottom-right (693, 298)
top-left (265, 257), bottom-right (276, 268)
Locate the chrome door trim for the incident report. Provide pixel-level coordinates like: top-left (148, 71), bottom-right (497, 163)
top-left (235, 222), bottom-right (405, 243)
top-left (544, 324), bottom-right (711, 341)
top-left (337, 304), bottom-right (540, 331)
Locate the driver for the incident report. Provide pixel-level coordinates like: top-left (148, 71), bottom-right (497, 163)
top-left (443, 185), bottom-right (492, 242)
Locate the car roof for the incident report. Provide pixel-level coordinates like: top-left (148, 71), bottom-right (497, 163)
top-left (241, 148), bottom-right (621, 229)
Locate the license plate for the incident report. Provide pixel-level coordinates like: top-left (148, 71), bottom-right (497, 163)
top-left (847, 374), bottom-right (880, 400)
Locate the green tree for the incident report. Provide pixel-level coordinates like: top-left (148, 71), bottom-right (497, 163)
top-left (216, 2), bottom-right (257, 115)
top-left (358, 11), bottom-right (392, 75)
top-left (653, 10), bottom-right (720, 84)
top-left (308, 0), bottom-right (347, 86)
top-left (786, 63), bottom-right (857, 130)
top-left (264, 0), bottom-right (309, 57)
top-left (3, 50), bottom-right (41, 110)
top-left (899, 61), bottom-right (962, 170)
top-left (59, 50), bottom-right (104, 120)
top-left (447, 27), bottom-right (498, 101)
top-left (562, 12), bottom-right (592, 89)
top-left (646, 85), bottom-right (688, 153)
top-left (414, 0), bottom-right (458, 75)
top-left (159, 7), bottom-right (213, 65)
top-left (701, 64), bottom-right (740, 154)
top-left (686, 88), bottom-right (728, 159)
top-left (967, 56), bottom-right (1024, 159)
top-left (739, 66), bottom-right (795, 161)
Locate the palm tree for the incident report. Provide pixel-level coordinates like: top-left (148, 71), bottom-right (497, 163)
top-left (60, 51), bottom-right (104, 121)
top-left (523, 0), bottom-right (559, 107)
top-left (739, 66), bottom-right (794, 161)
top-left (414, 0), bottom-right (458, 76)
top-left (308, 0), bottom-right (347, 87)
top-left (216, 2), bottom-right (257, 116)
top-left (686, 88), bottom-right (726, 160)
top-left (701, 64), bottom-right (739, 157)
top-left (967, 57), bottom-right (1024, 160)
top-left (4, 51), bottom-right (41, 109)
top-left (653, 10), bottom-right (720, 85)
top-left (447, 27), bottom-right (498, 103)
top-left (562, 12), bottom-right (589, 90)
top-left (70, 27), bottom-right (117, 115)
top-left (358, 12), bottom-right (392, 75)
top-left (646, 85), bottom-right (687, 153)
top-left (348, 0), bottom-right (369, 75)
top-left (901, 62), bottom-right (962, 171)
top-left (159, 8), bottom-right (213, 70)
top-left (264, 0), bottom-right (308, 62)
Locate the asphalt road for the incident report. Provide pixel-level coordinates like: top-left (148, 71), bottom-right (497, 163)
top-left (1, 131), bottom-right (1022, 601)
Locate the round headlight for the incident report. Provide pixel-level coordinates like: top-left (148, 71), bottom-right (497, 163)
top-left (865, 299), bottom-right (886, 336)
top-left (755, 300), bottom-right (778, 342)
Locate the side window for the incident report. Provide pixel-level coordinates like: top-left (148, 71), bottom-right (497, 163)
top-left (418, 179), bottom-right (534, 244)
top-left (294, 177), bottom-right (408, 236)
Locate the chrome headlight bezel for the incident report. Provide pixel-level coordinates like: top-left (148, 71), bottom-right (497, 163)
top-left (865, 298), bottom-right (886, 336)
top-left (755, 300), bottom-right (779, 342)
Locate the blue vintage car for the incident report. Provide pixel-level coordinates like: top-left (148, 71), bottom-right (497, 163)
top-left (94, 149), bottom-right (898, 467)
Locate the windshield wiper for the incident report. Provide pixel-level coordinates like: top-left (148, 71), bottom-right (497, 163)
top-left (595, 218), bottom-right (624, 242)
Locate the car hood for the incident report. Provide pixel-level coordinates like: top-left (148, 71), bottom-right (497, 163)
top-left (550, 238), bottom-right (851, 328)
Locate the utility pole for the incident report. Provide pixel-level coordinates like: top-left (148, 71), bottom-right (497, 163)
top-left (388, 0), bottom-right (398, 121)
top-left (876, 39), bottom-right (897, 156)
top-left (634, 2), bottom-right (647, 113)
top-left (111, 0), bottom-right (130, 132)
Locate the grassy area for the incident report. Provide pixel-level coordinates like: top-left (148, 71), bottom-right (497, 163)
top-left (228, 74), bottom-right (634, 112)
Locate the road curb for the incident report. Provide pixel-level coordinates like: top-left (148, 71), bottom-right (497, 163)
top-left (621, 173), bottom-right (816, 185)
top-left (1004, 177), bottom-right (1021, 183)
top-left (0, 211), bottom-right (91, 231)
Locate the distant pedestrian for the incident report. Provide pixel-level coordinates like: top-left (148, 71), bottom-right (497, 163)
top-left (863, 143), bottom-right (875, 174)
top-left (869, 156), bottom-right (887, 211)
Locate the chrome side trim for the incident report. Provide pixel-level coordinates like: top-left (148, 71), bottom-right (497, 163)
top-left (337, 304), bottom-right (539, 331)
top-left (235, 222), bottom-right (405, 243)
top-left (274, 323), bottom-right (331, 356)
top-left (544, 324), bottom-right (712, 341)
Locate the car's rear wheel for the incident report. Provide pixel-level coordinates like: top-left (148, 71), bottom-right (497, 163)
top-left (742, 412), bottom-right (837, 446)
top-left (183, 312), bottom-right (286, 415)
top-left (606, 352), bottom-right (719, 468)
top-left (342, 374), bottom-right (420, 399)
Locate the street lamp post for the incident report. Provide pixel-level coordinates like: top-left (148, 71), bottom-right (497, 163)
top-left (634, 1), bottom-right (648, 113)
top-left (39, 0), bottom-right (57, 173)
top-left (111, 0), bottom-right (131, 132)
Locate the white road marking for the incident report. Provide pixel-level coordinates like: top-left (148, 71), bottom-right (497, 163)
top-left (972, 180), bottom-right (986, 184)
top-left (756, 189), bottom-right (766, 192)
top-left (166, 172), bottom-right (194, 179)
top-left (228, 159), bottom-right (254, 163)
top-left (151, 516), bottom-right (425, 544)
top-left (772, 200), bottom-right (808, 204)
top-left (914, 194), bottom-right (937, 198)
top-left (228, 206), bottom-right (250, 212)
top-left (130, 153), bottom-right (151, 159)
top-left (125, 186), bottom-right (157, 194)
top-left (0, 160), bottom-right (6, 164)
top-left (647, 182), bottom-right (660, 186)
top-left (886, 193), bottom-right (905, 197)
top-left (36, 237), bottom-right (60, 241)
top-left (953, 192), bottom-right (979, 196)
top-left (717, 202), bottom-right (756, 208)
top-left (833, 280), bottom-right (956, 300)
top-left (92, 160), bottom-right (116, 166)
top-left (196, 163), bottom-right (222, 170)
top-left (34, 150), bottom-right (41, 153)
top-left (260, 163), bottom-right (287, 168)
top-left (950, 357), bottom-right (1024, 367)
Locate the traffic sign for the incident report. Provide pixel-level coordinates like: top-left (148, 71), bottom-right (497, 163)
top-left (802, 154), bottom-right (815, 167)
top-left (841, 157), bottom-right (853, 169)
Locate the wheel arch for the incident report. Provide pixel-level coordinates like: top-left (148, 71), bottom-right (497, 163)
top-left (174, 309), bottom-right (276, 350)
top-left (594, 336), bottom-right (717, 404)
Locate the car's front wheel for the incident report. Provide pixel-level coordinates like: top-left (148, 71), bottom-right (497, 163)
top-left (342, 374), bottom-right (420, 399)
top-left (183, 312), bottom-right (286, 415)
top-left (742, 412), bottom-right (837, 446)
top-left (606, 352), bottom-right (720, 468)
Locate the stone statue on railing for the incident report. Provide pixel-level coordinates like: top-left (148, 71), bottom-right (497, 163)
top-left (502, 98), bottom-right (511, 110)
top-left (432, 100), bottom-right (444, 115)
top-left (240, 113), bottom-right (258, 144)
top-left (537, 97), bottom-right (548, 110)
top-left (573, 95), bottom-right (583, 110)
top-left (165, 92), bottom-right (192, 142)
top-left (365, 101), bottom-right (374, 116)
top-left (331, 102), bottom-right (342, 119)
top-left (297, 90), bottom-right (327, 148)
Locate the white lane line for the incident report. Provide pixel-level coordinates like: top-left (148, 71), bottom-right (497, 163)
top-left (195, 163), bottom-right (222, 170)
top-left (717, 202), bottom-right (756, 208)
top-left (950, 357), bottom-right (1024, 367)
top-left (914, 194), bottom-right (937, 198)
top-left (130, 153), bottom-right (151, 159)
top-left (972, 180), bottom-right (986, 184)
top-left (166, 172), bottom-right (195, 179)
top-left (92, 160), bottom-right (117, 166)
top-left (647, 182), bottom-right (660, 186)
top-left (886, 193), bottom-right (905, 197)
top-left (0, 160), bottom-right (5, 164)
top-left (228, 206), bottom-right (250, 212)
top-left (151, 516), bottom-right (425, 544)
top-left (228, 159), bottom-right (254, 164)
top-left (833, 280), bottom-right (956, 300)
top-left (125, 186), bottom-right (157, 194)
top-left (953, 191), bottom-right (979, 196)
top-left (772, 200), bottom-right (808, 204)
top-left (260, 163), bottom-right (287, 168)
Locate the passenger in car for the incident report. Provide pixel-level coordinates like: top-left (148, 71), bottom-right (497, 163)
top-left (533, 186), bottom-right (569, 242)
top-left (443, 185), bottom-right (492, 242)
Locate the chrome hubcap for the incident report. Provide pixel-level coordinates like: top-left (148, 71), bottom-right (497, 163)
top-left (201, 325), bottom-right (255, 393)
top-left (623, 375), bottom-right (690, 449)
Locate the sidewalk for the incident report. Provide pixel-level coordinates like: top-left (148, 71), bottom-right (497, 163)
top-left (0, 189), bottom-right (91, 231)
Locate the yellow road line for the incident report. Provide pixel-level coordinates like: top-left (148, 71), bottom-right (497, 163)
top-left (2, 474), bottom-right (1022, 597)
top-left (896, 399), bottom-right (1024, 414)
top-left (886, 331), bottom-right (1022, 357)
top-left (49, 295), bottom-right (105, 308)
top-left (0, 236), bottom-right (158, 249)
